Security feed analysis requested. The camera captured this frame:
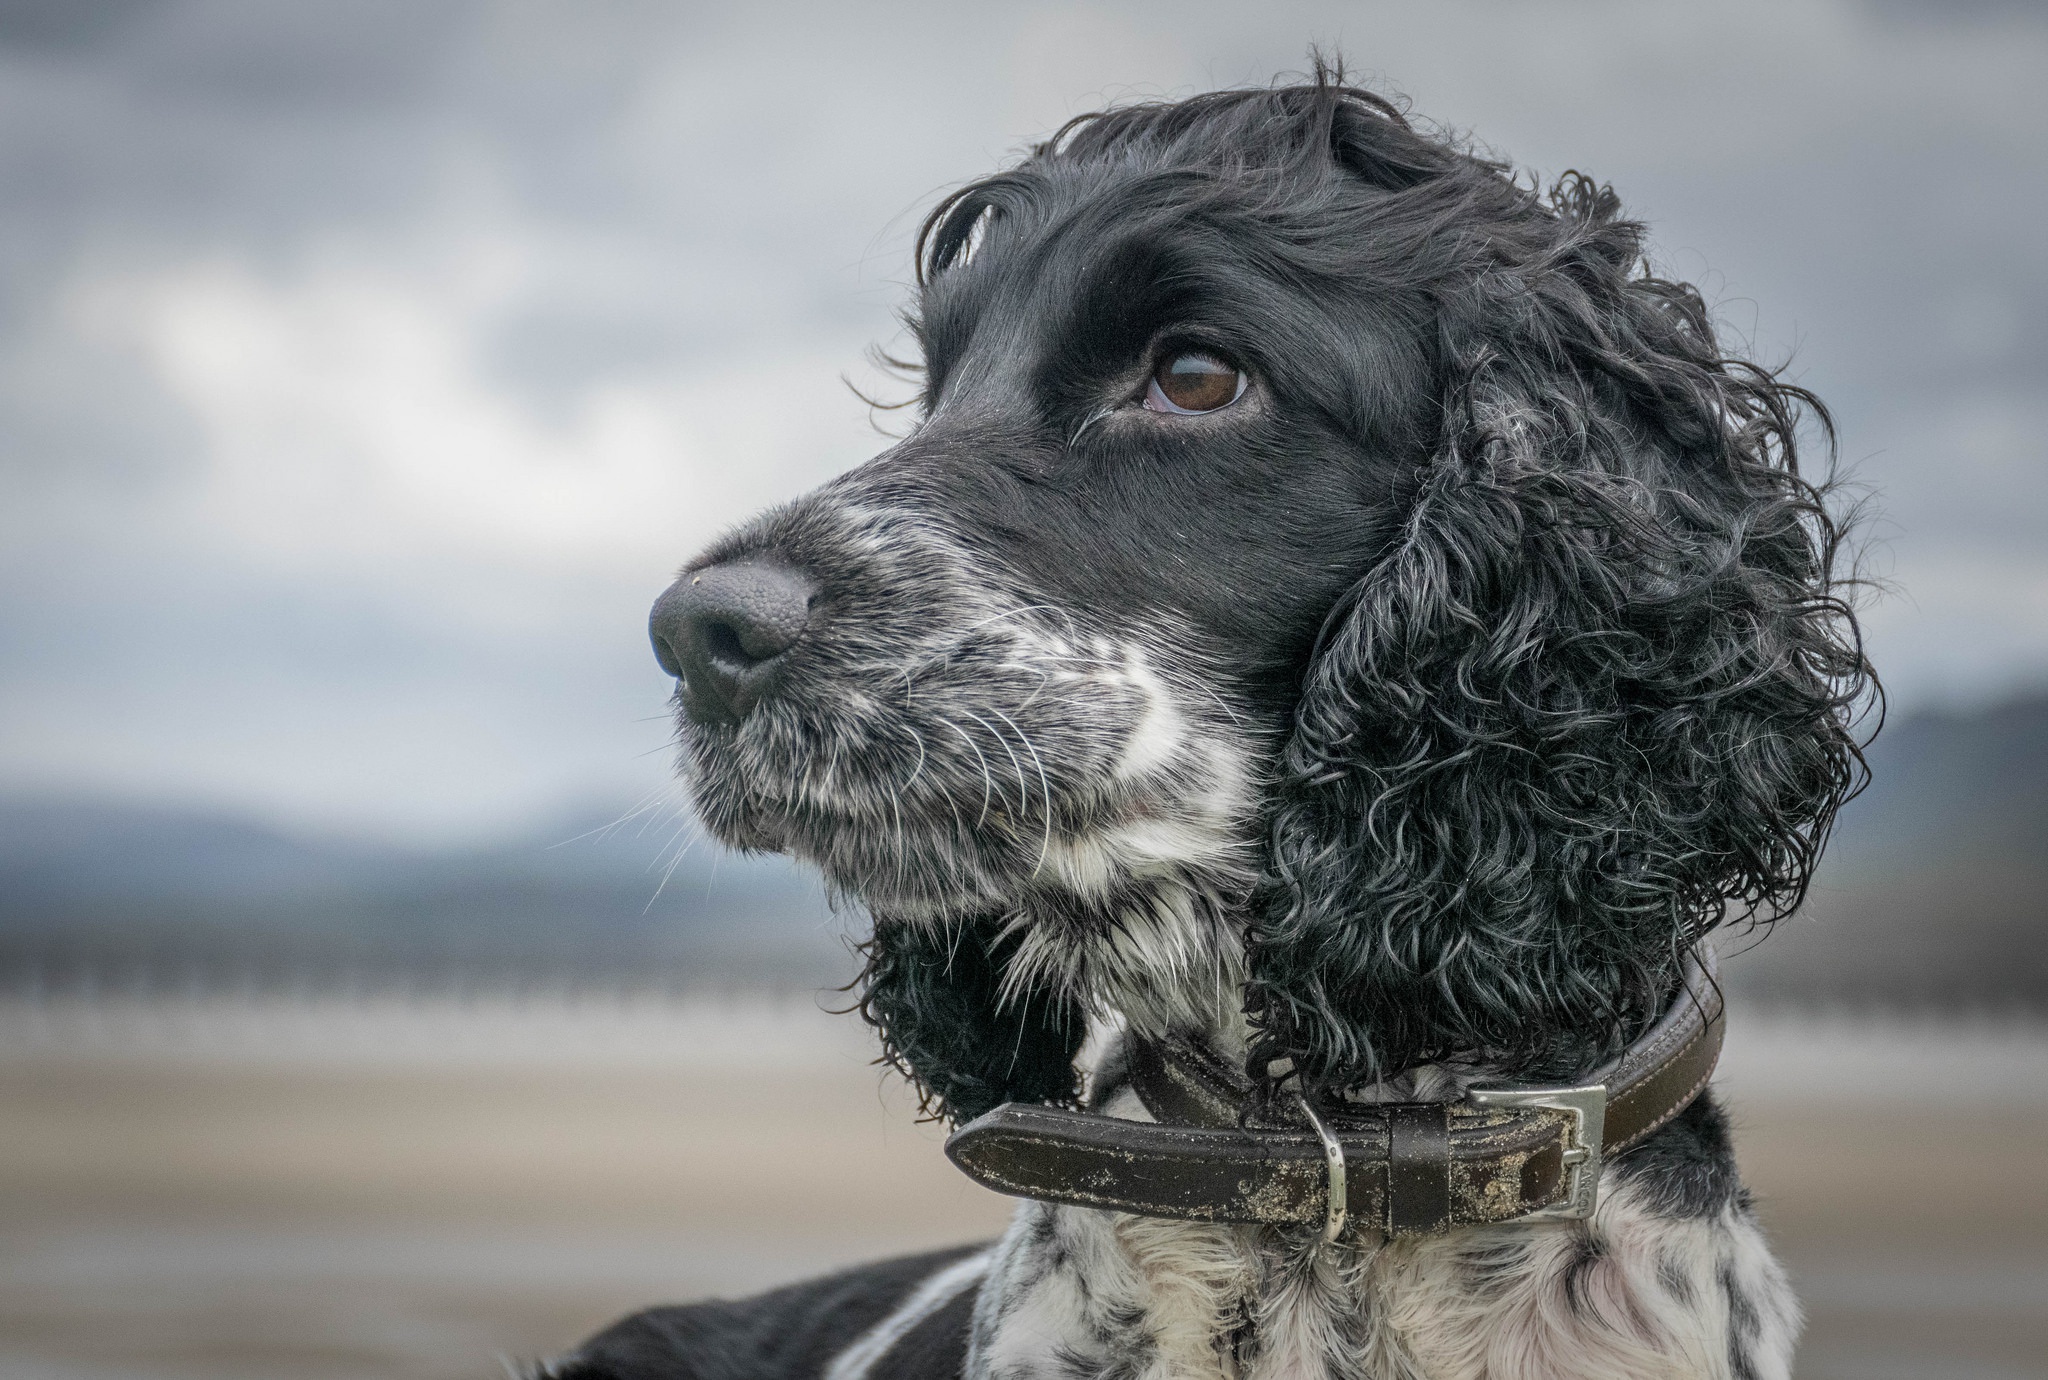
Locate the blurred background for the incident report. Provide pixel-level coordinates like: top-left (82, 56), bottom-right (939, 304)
top-left (0, 2), bottom-right (2043, 1377)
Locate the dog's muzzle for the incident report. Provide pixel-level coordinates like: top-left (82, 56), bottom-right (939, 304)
top-left (650, 560), bottom-right (817, 724)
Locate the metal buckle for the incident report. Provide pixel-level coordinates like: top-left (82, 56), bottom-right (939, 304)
top-left (1465, 1082), bottom-right (1607, 1222)
top-left (1294, 1093), bottom-right (1348, 1243)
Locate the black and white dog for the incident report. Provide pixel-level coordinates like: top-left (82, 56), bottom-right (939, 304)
top-left (550, 69), bottom-right (1872, 1380)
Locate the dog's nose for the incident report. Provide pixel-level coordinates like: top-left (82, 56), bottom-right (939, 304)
top-left (649, 561), bottom-right (816, 723)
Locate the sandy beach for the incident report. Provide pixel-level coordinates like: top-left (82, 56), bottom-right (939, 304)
top-left (1, 994), bottom-right (2042, 1380)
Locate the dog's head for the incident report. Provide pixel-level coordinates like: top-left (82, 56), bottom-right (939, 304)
top-left (650, 75), bottom-right (1873, 1123)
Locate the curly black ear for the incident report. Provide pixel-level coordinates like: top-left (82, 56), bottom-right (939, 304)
top-left (1247, 175), bottom-right (1874, 1097)
top-left (856, 915), bottom-right (1085, 1124)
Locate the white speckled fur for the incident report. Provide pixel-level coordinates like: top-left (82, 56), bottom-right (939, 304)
top-left (967, 1168), bottom-right (1798, 1380)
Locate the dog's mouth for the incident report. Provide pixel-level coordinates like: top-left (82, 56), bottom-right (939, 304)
top-left (679, 620), bottom-right (1256, 920)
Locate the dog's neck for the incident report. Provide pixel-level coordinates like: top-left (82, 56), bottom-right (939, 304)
top-left (1008, 853), bottom-right (1491, 1101)
top-left (1003, 870), bottom-right (1493, 1110)
top-left (1003, 872), bottom-right (1256, 1051)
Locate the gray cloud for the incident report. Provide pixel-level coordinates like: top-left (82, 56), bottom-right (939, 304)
top-left (1, 0), bottom-right (2042, 840)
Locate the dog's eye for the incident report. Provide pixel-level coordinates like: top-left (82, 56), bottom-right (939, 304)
top-left (1143, 352), bottom-right (1246, 415)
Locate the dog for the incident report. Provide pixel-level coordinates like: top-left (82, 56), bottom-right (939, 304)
top-left (547, 66), bottom-right (1872, 1380)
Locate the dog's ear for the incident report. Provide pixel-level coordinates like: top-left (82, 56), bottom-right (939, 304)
top-left (1246, 176), bottom-right (1873, 1098)
top-left (857, 915), bottom-right (1085, 1124)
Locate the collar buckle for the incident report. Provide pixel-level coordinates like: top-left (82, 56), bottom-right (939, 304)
top-left (1465, 1082), bottom-right (1608, 1222)
top-left (1293, 1093), bottom-right (1348, 1243)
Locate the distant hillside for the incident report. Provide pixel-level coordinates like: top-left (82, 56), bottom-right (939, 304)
top-left (1719, 693), bottom-right (2048, 1006)
top-left (1817, 694), bottom-right (2048, 872)
top-left (0, 797), bottom-right (849, 991)
top-left (3, 694), bottom-right (2044, 1005)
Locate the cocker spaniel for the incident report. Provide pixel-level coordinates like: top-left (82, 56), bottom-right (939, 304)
top-left (551, 66), bottom-right (1871, 1380)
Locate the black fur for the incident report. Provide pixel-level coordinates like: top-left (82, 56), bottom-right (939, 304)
top-left (1242, 146), bottom-right (1872, 1090)
top-left (667, 63), bottom-right (1873, 1118)
top-left (540, 1246), bottom-right (984, 1380)
top-left (1608, 1089), bottom-right (1742, 1220)
top-left (855, 915), bottom-right (1084, 1123)
top-left (1722, 1257), bottom-right (1766, 1380)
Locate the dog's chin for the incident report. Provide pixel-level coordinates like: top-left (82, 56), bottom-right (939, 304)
top-left (693, 795), bottom-right (1091, 920)
top-left (676, 637), bottom-right (1264, 944)
top-left (682, 765), bottom-right (972, 897)
top-left (683, 697), bottom-right (1260, 1036)
top-left (690, 770), bottom-right (1246, 929)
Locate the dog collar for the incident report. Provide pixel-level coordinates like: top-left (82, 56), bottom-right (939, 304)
top-left (945, 950), bottom-right (1722, 1237)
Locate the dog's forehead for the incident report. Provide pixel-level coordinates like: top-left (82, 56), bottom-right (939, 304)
top-left (914, 163), bottom-right (1433, 439)
top-left (916, 180), bottom-right (1155, 406)
top-left (926, 179), bottom-right (1235, 335)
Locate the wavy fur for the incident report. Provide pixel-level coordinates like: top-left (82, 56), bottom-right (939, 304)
top-left (858, 917), bottom-right (1086, 1122)
top-left (1243, 163), bottom-right (1871, 1099)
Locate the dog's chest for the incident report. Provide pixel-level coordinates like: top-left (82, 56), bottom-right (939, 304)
top-left (967, 1178), bottom-right (1797, 1380)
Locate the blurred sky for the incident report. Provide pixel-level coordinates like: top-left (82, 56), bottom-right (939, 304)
top-left (1, 0), bottom-right (2043, 845)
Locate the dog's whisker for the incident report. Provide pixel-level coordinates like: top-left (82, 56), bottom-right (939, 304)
top-left (1009, 666), bottom-right (1054, 715)
top-left (936, 713), bottom-right (997, 828)
top-left (952, 603), bottom-right (1067, 639)
top-left (643, 814), bottom-right (708, 913)
top-left (901, 721), bottom-right (930, 794)
top-left (884, 771), bottom-right (911, 896)
top-left (1174, 669), bottom-right (1253, 733)
top-left (961, 707), bottom-right (1031, 819)
top-left (989, 705), bottom-right (1057, 877)
top-left (552, 787), bottom-right (674, 849)
top-left (1068, 404), bottom-right (1116, 449)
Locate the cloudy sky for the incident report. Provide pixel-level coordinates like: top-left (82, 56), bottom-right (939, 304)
top-left (1, 0), bottom-right (2043, 845)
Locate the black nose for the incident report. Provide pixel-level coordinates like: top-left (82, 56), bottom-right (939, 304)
top-left (649, 561), bottom-right (817, 723)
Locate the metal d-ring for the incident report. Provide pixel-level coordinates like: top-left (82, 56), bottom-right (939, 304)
top-left (1295, 1093), bottom-right (1347, 1243)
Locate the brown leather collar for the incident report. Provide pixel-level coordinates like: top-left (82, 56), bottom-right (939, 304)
top-left (945, 950), bottom-right (1723, 1236)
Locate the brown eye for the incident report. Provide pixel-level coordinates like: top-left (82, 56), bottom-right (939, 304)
top-left (1143, 352), bottom-right (1245, 414)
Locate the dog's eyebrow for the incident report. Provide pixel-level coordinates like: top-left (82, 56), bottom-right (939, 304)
top-left (1027, 224), bottom-right (1258, 417)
